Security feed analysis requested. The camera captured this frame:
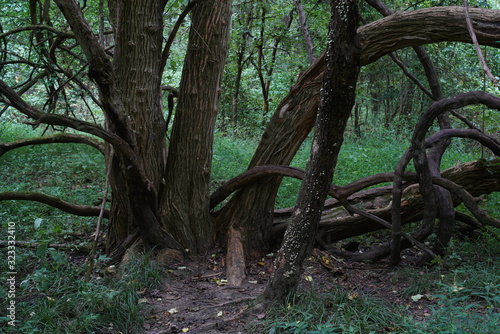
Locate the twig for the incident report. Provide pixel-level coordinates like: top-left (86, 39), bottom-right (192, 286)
top-left (85, 150), bottom-right (112, 282)
top-left (463, 0), bottom-right (498, 85)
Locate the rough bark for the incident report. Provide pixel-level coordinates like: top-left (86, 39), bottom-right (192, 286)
top-left (262, 0), bottom-right (361, 304)
top-left (161, 0), bottom-right (232, 252)
top-left (215, 5), bottom-right (500, 278)
top-left (271, 158), bottom-right (500, 246)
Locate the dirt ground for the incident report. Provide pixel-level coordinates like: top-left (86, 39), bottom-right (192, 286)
top-left (139, 248), bottom-right (434, 334)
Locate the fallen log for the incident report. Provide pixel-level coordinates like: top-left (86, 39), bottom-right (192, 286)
top-left (271, 158), bottom-right (500, 245)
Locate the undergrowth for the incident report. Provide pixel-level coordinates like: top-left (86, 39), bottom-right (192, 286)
top-left (0, 247), bottom-right (163, 333)
top-left (252, 233), bottom-right (500, 333)
top-left (1, 121), bottom-right (498, 332)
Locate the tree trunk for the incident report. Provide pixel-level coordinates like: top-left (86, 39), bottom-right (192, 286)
top-left (161, 0), bottom-right (232, 252)
top-left (295, 0), bottom-right (316, 64)
top-left (216, 4), bottom-right (500, 284)
top-left (262, 0), bottom-right (361, 304)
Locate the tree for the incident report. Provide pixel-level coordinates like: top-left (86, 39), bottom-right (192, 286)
top-left (262, 0), bottom-right (361, 303)
top-left (0, 0), bottom-right (232, 258)
top-left (216, 5), bottom-right (500, 285)
top-left (1, 2), bottom-right (499, 288)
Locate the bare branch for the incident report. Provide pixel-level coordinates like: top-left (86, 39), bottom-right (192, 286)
top-left (160, 0), bottom-right (197, 74)
top-left (463, 0), bottom-right (498, 85)
top-left (0, 25), bottom-right (74, 40)
top-left (388, 52), bottom-right (433, 98)
top-left (0, 191), bottom-right (109, 218)
top-left (0, 133), bottom-right (105, 158)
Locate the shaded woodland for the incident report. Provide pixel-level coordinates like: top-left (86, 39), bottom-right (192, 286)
top-left (0, 0), bottom-right (499, 308)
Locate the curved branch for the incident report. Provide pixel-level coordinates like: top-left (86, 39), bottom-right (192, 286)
top-left (359, 6), bottom-right (500, 65)
top-left (0, 133), bottom-right (105, 158)
top-left (0, 191), bottom-right (109, 218)
top-left (0, 79), bottom-right (142, 175)
top-left (425, 128), bottom-right (500, 155)
top-left (0, 25), bottom-right (74, 40)
top-left (210, 165), bottom-right (306, 209)
top-left (210, 164), bottom-right (417, 211)
top-left (412, 91), bottom-right (500, 147)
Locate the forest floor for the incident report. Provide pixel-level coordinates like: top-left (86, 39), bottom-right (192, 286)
top-left (139, 248), bottom-right (434, 334)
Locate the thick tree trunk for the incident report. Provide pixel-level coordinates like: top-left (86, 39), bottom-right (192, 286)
top-left (216, 5), bottom-right (500, 281)
top-left (161, 0), bottom-right (232, 252)
top-left (262, 0), bottom-right (361, 304)
top-left (105, 0), bottom-right (173, 251)
top-left (214, 57), bottom-right (323, 265)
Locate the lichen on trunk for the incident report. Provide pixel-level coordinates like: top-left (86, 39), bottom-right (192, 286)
top-left (262, 0), bottom-right (361, 304)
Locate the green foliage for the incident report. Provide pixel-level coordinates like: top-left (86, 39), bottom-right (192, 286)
top-left (254, 288), bottom-right (405, 334)
top-left (0, 248), bottom-right (164, 333)
top-left (0, 122), bottom-right (105, 242)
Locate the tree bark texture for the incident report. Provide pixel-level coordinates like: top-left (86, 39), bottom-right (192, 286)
top-left (262, 0), bottom-right (361, 304)
top-left (271, 158), bottom-right (500, 246)
top-left (161, 0), bottom-right (232, 252)
top-left (215, 5), bottom-right (500, 263)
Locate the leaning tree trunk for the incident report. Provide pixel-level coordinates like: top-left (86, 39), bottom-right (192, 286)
top-left (262, 0), bottom-right (361, 304)
top-left (216, 5), bottom-right (500, 284)
top-left (161, 0), bottom-right (232, 252)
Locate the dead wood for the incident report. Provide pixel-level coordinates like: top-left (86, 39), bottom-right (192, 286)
top-left (271, 158), bottom-right (500, 245)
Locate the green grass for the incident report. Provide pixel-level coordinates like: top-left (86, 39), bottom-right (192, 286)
top-left (252, 288), bottom-right (406, 333)
top-left (1, 121), bottom-right (497, 333)
top-left (252, 234), bottom-right (500, 333)
top-left (0, 248), bottom-right (163, 333)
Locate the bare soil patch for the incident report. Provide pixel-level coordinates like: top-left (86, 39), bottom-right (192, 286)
top-left (140, 248), bottom-right (435, 333)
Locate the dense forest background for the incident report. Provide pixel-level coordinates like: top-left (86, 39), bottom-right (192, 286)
top-left (1, 0), bottom-right (499, 332)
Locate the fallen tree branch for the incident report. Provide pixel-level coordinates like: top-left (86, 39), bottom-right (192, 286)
top-left (272, 158), bottom-right (500, 244)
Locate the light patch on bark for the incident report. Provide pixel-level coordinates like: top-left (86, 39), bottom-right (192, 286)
top-left (311, 138), bottom-right (320, 155)
top-left (279, 103), bottom-right (290, 118)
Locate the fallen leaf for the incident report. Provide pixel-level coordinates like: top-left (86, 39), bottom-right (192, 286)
top-left (411, 294), bottom-right (424, 302)
top-left (255, 313), bottom-right (266, 319)
top-left (217, 311), bottom-right (223, 317)
top-left (182, 328), bottom-right (189, 332)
